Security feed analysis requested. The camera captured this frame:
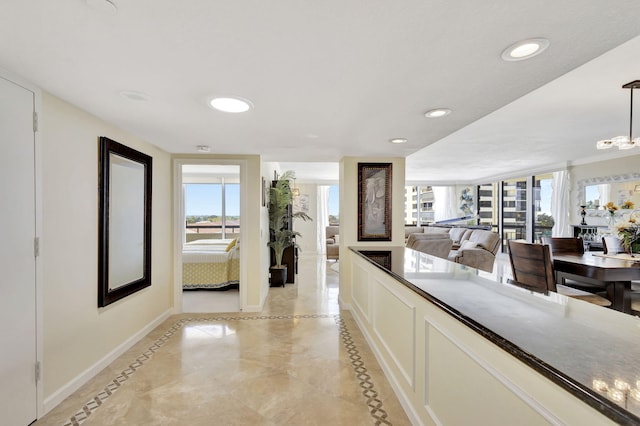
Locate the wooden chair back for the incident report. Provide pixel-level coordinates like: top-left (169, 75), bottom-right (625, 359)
top-left (602, 236), bottom-right (624, 254)
top-left (543, 237), bottom-right (585, 255)
top-left (507, 240), bottom-right (556, 293)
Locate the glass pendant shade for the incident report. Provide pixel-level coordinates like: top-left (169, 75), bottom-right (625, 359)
top-left (597, 80), bottom-right (640, 151)
top-left (596, 139), bottom-right (613, 149)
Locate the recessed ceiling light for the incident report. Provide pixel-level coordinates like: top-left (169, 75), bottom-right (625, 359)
top-left (209, 97), bottom-right (253, 113)
top-left (501, 38), bottom-right (550, 61)
top-left (389, 138), bottom-right (408, 144)
top-left (424, 108), bottom-right (451, 118)
top-left (119, 90), bottom-right (150, 101)
top-left (196, 145), bottom-right (211, 153)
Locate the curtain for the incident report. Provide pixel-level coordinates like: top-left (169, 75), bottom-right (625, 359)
top-left (551, 170), bottom-right (570, 236)
top-left (317, 186), bottom-right (330, 254)
top-left (598, 184), bottom-right (611, 206)
top-left (433, 186), bottom-right (457, 222)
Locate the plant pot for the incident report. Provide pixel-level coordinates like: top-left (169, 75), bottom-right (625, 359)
top-left (270, 265), bottom-right (288, 287)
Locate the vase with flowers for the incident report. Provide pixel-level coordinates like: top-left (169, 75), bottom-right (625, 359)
top-left (604, 201), bottom-right (618, 226)
top-left (615, 210), bottom-right (640, 256)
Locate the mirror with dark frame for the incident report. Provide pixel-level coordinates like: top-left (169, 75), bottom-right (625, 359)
top-left (98, 136), bottom-right (152, 307)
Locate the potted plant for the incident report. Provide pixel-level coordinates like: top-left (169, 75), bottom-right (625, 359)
top-left (268, 171), bottom-right (312, 286)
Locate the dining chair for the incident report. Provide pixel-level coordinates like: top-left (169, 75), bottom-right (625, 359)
top-left (603, 236), bottom-right (640, 293)
top-left (542, 236), bottom-right (585, 254)
top-left (542, 237), bottom-right (607, 293)
top-left (507, 240), bottom-right (611, 307)
top-left (602, 236), bottom-right (624, 254)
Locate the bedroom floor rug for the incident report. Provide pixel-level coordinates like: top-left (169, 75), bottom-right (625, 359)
top-left (35, 257), bottom-right (409, 426)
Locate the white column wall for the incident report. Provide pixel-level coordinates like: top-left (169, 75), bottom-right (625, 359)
top-left (338, 157), bottom-right (406, 308)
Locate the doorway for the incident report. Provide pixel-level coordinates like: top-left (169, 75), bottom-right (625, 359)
top-left (178, 162), bottom-right (243, 313)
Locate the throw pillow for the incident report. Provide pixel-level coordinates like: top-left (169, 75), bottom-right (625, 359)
top-left (225, 238), bottom-right (238, 252)
top-left (460, 240), bottom-right (477, 250)
top-left (334, 234), bottom-right (340, 244)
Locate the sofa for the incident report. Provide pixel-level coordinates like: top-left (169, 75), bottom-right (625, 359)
top-left (326, 226), bottom-right (340, 260)
top-left (408, 236), bottom-right (453, 259)
top-left (405, 225), bottom-right (501, 272)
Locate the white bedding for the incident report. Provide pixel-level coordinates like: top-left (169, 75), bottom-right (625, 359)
top-left (185, 239), bottom-right (234, 246)
top-left (182, 250), bottom-right (230, 264)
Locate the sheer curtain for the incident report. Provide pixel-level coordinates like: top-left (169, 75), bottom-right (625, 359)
top-left (433, 186), bottom-right (457, 222)
top-left (317, 186), bottom-right (330, 254)
top-left (551, 170), bottom-right (570, 236)
top-left (598, 184), bottom-right (611, 206)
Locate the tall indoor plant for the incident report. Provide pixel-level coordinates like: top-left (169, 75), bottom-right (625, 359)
top-left (268, 171), bottom-right (312, 285)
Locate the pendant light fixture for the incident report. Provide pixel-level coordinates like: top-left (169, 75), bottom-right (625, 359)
top-left (597, 80), bottom-right (640, 150)
top-left (291, 178), bottom-right (300, 197)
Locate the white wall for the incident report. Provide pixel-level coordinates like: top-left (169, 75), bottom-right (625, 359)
top-left (41, 93), bottom-right (173, 404)
top-left (293, 183), bottom-right (318, 255)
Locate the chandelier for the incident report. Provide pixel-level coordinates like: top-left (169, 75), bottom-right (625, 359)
top-left (596, 80), bottom-right (640, 150)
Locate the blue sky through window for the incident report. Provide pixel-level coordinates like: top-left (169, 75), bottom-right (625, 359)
top-left (328, 185), bottom-right (339, 216)
top-left (185, 184), bottom-right (240, 216)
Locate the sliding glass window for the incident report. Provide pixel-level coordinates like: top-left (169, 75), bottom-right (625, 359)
top-left (404, 186), bottom-right (435, 225)
top-left (328, 185), bottom-right (340, 225)
top-left (184, 176), bottom-right (240, 240)
top-left (477, 182), bottom-right (499, 233)
top-left (533, 173), bottom-right (554, 243)
top-left (502, 177), bottom-right (527, 251)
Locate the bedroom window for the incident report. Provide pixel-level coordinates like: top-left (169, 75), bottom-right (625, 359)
top-left (183, 166), bottom-right (241, 241)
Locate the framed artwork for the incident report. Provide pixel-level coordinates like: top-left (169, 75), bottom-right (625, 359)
top-left (293, 193), bottom-right (309, 213)
top-left (360, 250), bottom-right (392, 270)
top-left (262, 177), bottom-right (268, 207)
top-left (358, 162), bottom-right (392, 241)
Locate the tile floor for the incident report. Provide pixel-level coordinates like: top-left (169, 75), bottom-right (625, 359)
top-left (35, 255), bottom-right (410, 425)
top-left (182, 288), bottom-right (240, 313)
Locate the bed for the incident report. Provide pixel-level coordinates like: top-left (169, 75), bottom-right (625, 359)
top-left (182, 239), bottom-right (240, 290)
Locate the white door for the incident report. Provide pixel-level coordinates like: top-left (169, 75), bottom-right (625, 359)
top-left (0, 75), bottom-right (38, 424)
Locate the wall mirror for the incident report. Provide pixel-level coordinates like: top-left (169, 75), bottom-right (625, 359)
top-left (577, 173), bottom-right (640, 211)
top-left (99, 137), bottom-right (152, 307)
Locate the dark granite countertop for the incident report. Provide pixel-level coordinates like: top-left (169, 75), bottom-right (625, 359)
top-left (351, 246), bottom-right (640, 425)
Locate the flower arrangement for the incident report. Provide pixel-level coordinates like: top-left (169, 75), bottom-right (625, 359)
top-left (604, 201), bottom-right (618, 215)
top-left (615, 211), bottom-right (640, 254)
top-left (621, 200), bottom-right (635, 209)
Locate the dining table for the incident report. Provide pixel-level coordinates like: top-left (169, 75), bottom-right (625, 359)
top-left (553, 252), bottom-right (640, 313)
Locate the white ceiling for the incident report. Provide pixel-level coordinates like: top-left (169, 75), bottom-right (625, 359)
top-left (1, 1), bottom-right (640, 184)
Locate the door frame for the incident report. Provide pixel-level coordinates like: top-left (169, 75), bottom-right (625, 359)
top-left (172, 158), bottom-right (248, 312)
top-left (0, 67), bottom-right (44, 418)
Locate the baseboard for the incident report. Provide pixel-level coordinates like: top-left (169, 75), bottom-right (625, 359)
top-left (346, 305), bottom-right (423, 426)
top-left (338, 295), bottom-right (352, 311)
top-left (42, 308), bottom-right (172, 415)
top-left (242, 304), bottom-right (263, 312)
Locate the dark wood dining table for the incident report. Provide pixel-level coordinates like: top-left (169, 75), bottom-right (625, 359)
top-left (553, 253), bottom-right (640, 313)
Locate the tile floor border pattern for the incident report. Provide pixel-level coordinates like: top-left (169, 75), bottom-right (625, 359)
top-left (61, 313), bottom-right (394, 426)
top-left (335, 316), bottom-right (391, 426)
